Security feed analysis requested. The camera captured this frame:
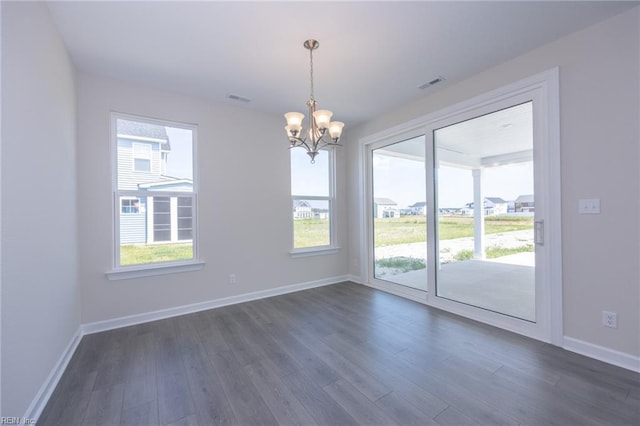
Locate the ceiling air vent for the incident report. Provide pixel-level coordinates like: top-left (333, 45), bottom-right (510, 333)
top-left (227, 93), bottom-right (251, 103)
top-left (418, 76), bottom-right (446, 90)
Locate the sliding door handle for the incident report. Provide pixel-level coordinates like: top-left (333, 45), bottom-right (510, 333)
top-left (535, 220), bottom-right (544, 246)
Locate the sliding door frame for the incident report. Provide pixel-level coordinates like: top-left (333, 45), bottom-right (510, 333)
top-left (358, 68), bottom-right (562, 345)
top-left (364, 128), bottom-right (428, 303)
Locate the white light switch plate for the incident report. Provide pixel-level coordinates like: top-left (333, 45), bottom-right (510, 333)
top-left (579, 198), bottom-right (600, 214)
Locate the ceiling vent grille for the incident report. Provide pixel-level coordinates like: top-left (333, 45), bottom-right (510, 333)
top-left (418, 76), bottom-right (446, 90)
top-left (227, 93), bottom-right (252, 103)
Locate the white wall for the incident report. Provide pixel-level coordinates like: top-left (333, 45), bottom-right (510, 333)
top-left (1, 2), bottom-right (80, 416)
top-left (346, 7), bottom-right (640, 357)
top-left (76, 73), bottom-right (348, 324)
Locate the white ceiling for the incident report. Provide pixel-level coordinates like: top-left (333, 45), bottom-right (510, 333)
top-left (47, 1), bottom-right (636, 127)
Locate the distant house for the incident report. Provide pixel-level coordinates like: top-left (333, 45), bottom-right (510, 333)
top-left (312, 208), bottom-right (329, 220)
top-left (293, 200), bottom-right (329, 220)
top-left (117, 121), bottom-right (193, 244)
top-left (462, 197), bottom-right (509, 216)
top-left (293, 200), bottom-right (313, 219)
top-left (409, 201), bottom-right (427, 215)
top-left (515, 194), bottom-right (535, 213)
top-left (485, 197), bottom-right (509, 215)
top-left (374, 198), bottom-right (400, 218)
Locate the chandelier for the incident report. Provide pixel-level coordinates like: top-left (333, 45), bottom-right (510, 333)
top-left (284, 39), bottom-right (344, 163)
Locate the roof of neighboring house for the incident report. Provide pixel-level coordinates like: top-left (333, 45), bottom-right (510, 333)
top-left (486, 197), bottom-right (507, 204)
top-left (294, 200), bottom-right (312, 208)
top-left (117, 119), bottom-right (171, 150)
top-left (409, 202), bottom-right (426, 208)
top-left (374, 197), bottom-right (397, 206)
top-left (138, 177), bottom-right (192, 191)
top-left (516, 194), bottom-right (534, 203)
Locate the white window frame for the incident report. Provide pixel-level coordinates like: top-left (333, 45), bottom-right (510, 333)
top-left (120, 197), bottom-right (141, 214)
top-left (290, 148), bottom-right (340, 257)
top-left (107, 112), bottom-right (203, 280)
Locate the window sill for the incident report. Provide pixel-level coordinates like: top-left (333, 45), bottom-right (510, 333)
top-left (290, 246), bottom-right (341, 259)
top-left (106, 260), bottom-right (205, 281)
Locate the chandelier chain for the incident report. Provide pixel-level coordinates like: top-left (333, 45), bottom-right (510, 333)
top-left (309, 45), bottom-right (315, 101)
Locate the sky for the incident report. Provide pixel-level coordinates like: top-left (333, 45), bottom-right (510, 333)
top-left (374, 154), bottom-right (533, 209)
top-left (373, 103), bottom-right (534, 209)
top-left (290, 148), bottom-right (330, 197)
top-left (164, 126), bottom-right (194, 179)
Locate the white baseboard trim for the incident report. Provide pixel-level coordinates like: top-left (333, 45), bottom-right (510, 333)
top-left (25, 327), bottom-right (82, 422)
top-left (82, 275), bottom-right (349, 335)
top-left (563, 336), bottom-right (640, 373)
top-left (346, 274), bottom-right (362, 284)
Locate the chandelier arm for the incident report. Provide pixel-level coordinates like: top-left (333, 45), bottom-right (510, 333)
top-left (292, 137), bottom-right (312, 152)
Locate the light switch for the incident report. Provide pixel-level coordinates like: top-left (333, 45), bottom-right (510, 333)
top-left (578, 198), bottom-right (600, 214)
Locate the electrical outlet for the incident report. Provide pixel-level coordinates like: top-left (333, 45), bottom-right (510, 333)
top-left (228, 273), bottom-right (237, 284)
top-left (602, 311), bottom-right (617, 328)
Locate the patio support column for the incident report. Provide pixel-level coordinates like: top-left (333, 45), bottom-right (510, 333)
top-left (147, 196), bottom-right (155, 244)
top-left (472, 168), bottom-right (485, 259)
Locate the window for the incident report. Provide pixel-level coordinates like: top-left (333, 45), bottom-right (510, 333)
top-left (290, 148), bottom-right (336, 252)
top-left (112, 114), bottom-right (198, 270)
top-left (121, 197), bottom-right (140, 214)
top-left (132, 142), bottom-right (152, 172)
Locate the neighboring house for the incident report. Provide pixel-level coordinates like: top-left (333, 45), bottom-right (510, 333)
top-left (374, 197), bottom-right (400, 218)
top-left (462, 197), bottom-right (509, 216)
top-left (515, 194), bottom-right (535, 213)
top-left (293, 201), bottom-right (329, 220)
top-left (485, 197), bottom-right (509, 215)
top-left (312, 208), bottom-right (329, 220)
top-left (409, 201), bottom-right (427, 215)
top-left (118, 121), bottom-right (193, 244)
top-left (293, 200), bottom-right (313, 219)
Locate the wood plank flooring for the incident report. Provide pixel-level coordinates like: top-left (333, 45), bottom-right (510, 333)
top-left (38, 282), bottom-right (640, 425)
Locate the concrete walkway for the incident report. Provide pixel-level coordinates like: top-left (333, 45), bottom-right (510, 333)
top-left (374, 229), bottom-right (534, 263)
top-left (374, 230), bottom-right (535, 321)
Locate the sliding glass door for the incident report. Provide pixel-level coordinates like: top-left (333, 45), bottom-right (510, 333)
top-left (371, 135), bottom-right (426, 292)
top-left (433, 102), bottom-right (536, 321)
top-left (364, 71), bottom-right (560, 342)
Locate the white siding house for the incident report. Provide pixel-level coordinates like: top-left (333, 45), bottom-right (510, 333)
top-left (117, 120), bottom-right (193, 244)
top-left (374, 198), bottom-right (400, 218)
top-left (409, 201), bottom-right (427, 215)
top-left (293, 200), bottom-right (313, 219)
top-left (515, 194), bottom-right (535, 213)
top-left (462, 197), bottom-right (510, 216)
top-left (485, 197), bottom-right (509, 215)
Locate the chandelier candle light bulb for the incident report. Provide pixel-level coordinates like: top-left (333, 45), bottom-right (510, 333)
top-left (284, 39), bottom-right (344, 163)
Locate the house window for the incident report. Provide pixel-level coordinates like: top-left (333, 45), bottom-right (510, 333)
top-left (132, 142), bottom-right (152, 172)
top-left (113, 113), bottom-right (197, 268)
top-left (121, 198), bottom-right (140, 214)
top-left (153, 196), bottom-right (171, 242)
top-left (290, 148), bottom-right (335, 251)
top-left (177, 197), bottom-right (193, 240)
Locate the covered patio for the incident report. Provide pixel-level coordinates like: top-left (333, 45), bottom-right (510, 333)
top-left (373, 102), bottom-right (536, 321)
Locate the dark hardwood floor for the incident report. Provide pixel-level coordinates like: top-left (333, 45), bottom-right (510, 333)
top-left (39, 282), bottom-right (640, 425)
